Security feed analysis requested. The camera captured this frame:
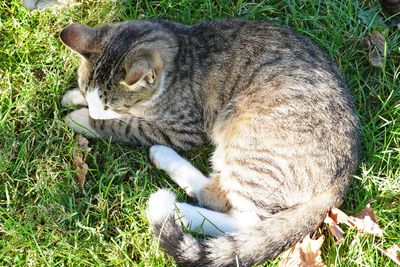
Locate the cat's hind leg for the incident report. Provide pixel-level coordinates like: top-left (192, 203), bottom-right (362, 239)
top-left (150, 145), bottom-right (232, 212)
top-left (150, 145), bottom-right (209, 198)
top-left (65, 108), bottom-right (98, 138)
top-left (61, 88), bottom-right (88, 107)
top-left (147, 189), bottom-right (243, 236)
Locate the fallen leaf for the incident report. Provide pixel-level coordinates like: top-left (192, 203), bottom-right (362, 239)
top-left (364, 31), bottom-right (386, 68)
top-left (73, 153), bottom-right (88, 194)
top-left (279, 235), bottom-right (326, 267)
top-left (352, 204), bottom-right (385, 236)
top-left (382, 244), bottom-right (400, 265)
top-left (324, 215), bottom-right (345, 243)
top-left (329, 208), bottom-right (354, 228)
top-left (73, 134), bottom-right (91, 195)
top-left (327, 205), bottom-right (384, 237)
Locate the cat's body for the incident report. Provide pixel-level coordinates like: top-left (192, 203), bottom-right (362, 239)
top-left (61, 19), bottom-right (360, 266)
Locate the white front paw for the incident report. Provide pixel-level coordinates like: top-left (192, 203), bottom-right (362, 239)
top-left (65, 108), bottom-right (98, 138)
top-left (61, 88), bottom-right (88, 107)
top-left (23, 0), bottom-right (68, 10)
top-left (149, 145), bottom-right (183, 170)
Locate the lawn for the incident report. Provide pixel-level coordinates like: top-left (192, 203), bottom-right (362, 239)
top-left (0, 0), bottom-right (399, 266)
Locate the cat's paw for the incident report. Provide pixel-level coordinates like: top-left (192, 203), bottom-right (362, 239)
top-left (149, 145), bottom-right (183, 170)
top-left (149, 145), bottom-right (209, 197)
top-left (65, 108), bottom-right (98, 138)
top-left (61, 88), bottom-right (88, 107)
top-left (146, 189), bottom-right (177, 223)
top-left (23, 0), bottom-right (70, 10)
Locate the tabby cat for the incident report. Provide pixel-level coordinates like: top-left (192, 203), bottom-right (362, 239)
top-left (60, 19), bottom-right (360, 266)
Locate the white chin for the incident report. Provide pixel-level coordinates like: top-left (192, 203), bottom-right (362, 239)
top-left (86, 87), bottom-right (124, 120)
top-left (89, 108), bottom-right (123, 120)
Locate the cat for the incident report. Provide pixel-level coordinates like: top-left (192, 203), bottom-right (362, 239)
top-left (60, 19), bottom-right (360, 266)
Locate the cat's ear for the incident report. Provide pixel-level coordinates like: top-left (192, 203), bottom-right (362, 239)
top-left (60, 24), bottom-right (97, 58)
top-left (121, 51), bottom-right (163, 91)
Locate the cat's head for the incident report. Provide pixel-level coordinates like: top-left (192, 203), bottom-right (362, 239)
top-left (60, 21), bottom-right (177, 118)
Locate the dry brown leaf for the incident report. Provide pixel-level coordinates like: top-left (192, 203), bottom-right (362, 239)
top-left (324, 215), bottom-right (345, 243)
top-left (279, 235), bottom-right (326, 267)
top-left (73, 134), bottom-right (91, 195)
top-left (364, 31), bottom-right (386, 68)
top-left (329, 207), bottom-right (353, 227)
top-left (328, 205), bottom-right (384, 237)
top-left (352, 204), bottom-right (385, 236)
top-left (382, 244), bottom-right (400, 265)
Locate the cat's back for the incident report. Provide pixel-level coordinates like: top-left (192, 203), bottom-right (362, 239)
top-left (186, 19), bottom-right (345, 99)
top-left (188, 20), bottom-right (360, 195)
top-left (188, 19), bottom-right (331, 68)
top-left (186, 21), bottom-right (355, 133)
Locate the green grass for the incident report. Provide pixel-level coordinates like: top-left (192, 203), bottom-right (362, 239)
top-left (0, 0), bottom-right (399, 266)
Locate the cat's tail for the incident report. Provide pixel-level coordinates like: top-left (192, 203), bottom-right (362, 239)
top-left (147, 189), bottom-right (339, 267)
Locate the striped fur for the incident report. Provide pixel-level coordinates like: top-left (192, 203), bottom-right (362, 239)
top-left (61, 19), bottom-right (360, 266)
top-left (148, 189), bottom-right (341, 266)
